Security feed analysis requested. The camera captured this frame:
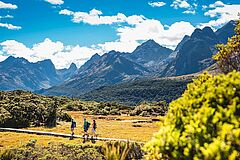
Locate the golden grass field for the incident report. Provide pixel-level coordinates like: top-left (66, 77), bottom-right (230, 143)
top-left (0, 112), bottom-right (160, 151)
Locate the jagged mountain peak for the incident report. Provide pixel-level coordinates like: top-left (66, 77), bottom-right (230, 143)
top-left (142, 39), bottom-right (159, 45)
top-left (191, 27), bottom-right (216, 39)
top-left (202, 26), bottom-right (215, 36)
top-left (91, 53), bottom-right (101, 58)
top-left (36, 59), bottom-right (54, 66)
top-left (68, 63), bottom-right (77, 70)
top-left (174, 35), bottom-right (190, 51)
top-left (0, 56), bottom-right (30, 68)
top-left (2, 56), bottom-right (28, 63)
top-left (216, 20), bottom-right (236, 44)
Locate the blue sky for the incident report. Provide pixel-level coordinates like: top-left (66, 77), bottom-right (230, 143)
top-left (0, 0), bottom-right (239, 68)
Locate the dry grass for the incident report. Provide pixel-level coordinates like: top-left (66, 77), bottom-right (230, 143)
top-left (27, 112), bottom-right (159, 142)
top-left (0, 112), bottom-right (160, 150)
top-left (0, 131), bottom-right (102, 152)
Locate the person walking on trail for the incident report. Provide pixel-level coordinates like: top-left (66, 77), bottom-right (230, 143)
top-left (70, 119), bottom-right (76, 140)
top-left (91, 119), bottom-right (97, 139)
top-left (83, 118), bottom-right (91, 138)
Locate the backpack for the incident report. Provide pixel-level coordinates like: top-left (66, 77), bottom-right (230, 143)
top-left (73, 121), bottom-right (76, 128)
top-left (93, 122), bottom-right (97, 130)
top-left (86, 121), bottom-right (91, 130)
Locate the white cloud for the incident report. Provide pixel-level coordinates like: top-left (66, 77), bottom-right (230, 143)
top-left (0, 40), bottom-right (33, 59)
top-left (148, 1), bottom-right (166, 7)
top-left (59, 9), bottom-right (146, 25)
top-left (0, 15), bottom-right (14, 19)
top-left (202, 5), bottom-right (208, 10)
top-left (60, 8), bottom-right (196, 51)
top-left (183, 10), bottom-right (195, 14)
top-left (0, 51), bottom-right (8, 62)
top-left (0, 1), bottom-right (17, 9)
top-left (209, 1), bottom-right (224, 8)
top-left (171, 0), bottom-right (190, 9)
top-left (199, 1), bottom-right (240, 29)
top-left (116, 20), bottom-right (195, 49)
top-left (45, 0), bottom-right (64, 5)
top-left (0, 38), bottom-right (101, 69)
top-left (171, 0), bottom-right (197, 15)
top-left (0, 23), bottom-right (22, 30)
top-left (59, 9), bottom-right (73, 15)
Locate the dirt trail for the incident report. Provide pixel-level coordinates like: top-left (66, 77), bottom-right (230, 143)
top-left (0, 127), bottom-right (144, 143)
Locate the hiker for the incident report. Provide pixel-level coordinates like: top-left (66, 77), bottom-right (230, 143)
top-left (71, 119), bottom-right (76, 135)
top-left (83, 118), bottom-right (91, 138)
top-left (70, 119), bottom-right (76, 140)
top-left (91, 119), bottom-right (97, 139)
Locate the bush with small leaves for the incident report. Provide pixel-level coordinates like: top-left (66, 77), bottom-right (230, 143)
top-left (130, 101), bottom-right (168, 116)
top-left (144, 71), bottom-right (240, 160)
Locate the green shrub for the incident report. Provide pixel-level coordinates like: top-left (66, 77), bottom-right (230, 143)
top-left (57, 112), bottom-right (72, 122)
top-left (0, 91), bottom-right (70, 128)
top-left (130, 101), bottom-right (168, 116)
top-left (0, 107), bottom-right (11, 126)
top-left (144, 71), bottom-right (240, 160)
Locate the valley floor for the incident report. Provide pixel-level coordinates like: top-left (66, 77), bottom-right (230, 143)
top-left (0, 112), bottom-right (159, 150)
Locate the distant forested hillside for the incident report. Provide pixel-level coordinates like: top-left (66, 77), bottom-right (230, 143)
top-left (80, 75), bottom-right (194, 106)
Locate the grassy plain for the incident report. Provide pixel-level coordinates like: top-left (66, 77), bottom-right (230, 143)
top-left (0, 111), bottom-right (160, 150)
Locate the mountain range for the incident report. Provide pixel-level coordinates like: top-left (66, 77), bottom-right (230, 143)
top-left (0, 57), bottom-right (77, 91)
top-left (0, 20), bottom-right (236, 102)
top-left (162, 20), bottom-right (236, 76)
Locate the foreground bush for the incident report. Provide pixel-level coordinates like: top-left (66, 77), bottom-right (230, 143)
top-left (144, 71), bottom-right (240, 160)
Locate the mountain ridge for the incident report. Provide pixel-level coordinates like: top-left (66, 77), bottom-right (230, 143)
top-left (0, 57), bottom-right (77, 91)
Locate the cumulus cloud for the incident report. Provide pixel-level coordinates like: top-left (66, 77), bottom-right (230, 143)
top-left (0, 1), bottom-right (17, 9)
top-left (202, 5), bottom-right (208, 10)
top-left (171, 0), bottom-right (197, 15)
top-left (59, 9), bottom-right (146, 25)
top-left (45, 0), bottom-right (64, 5)
top-left (209, 1), bottom-right (224, 8)
top-left (183, 10), bottom-right (195, 14)
top-left (199, 1), bottom-right (240, 29)
top-left (148, 1), bottom-right (166, 7)
top-left (59, 8), bottom-right (195, 50)
top-left (116, 20), bottom-right (195, 49)
top-left (171, 0), bottom-right (190, 9)
top-left (0, 1), bottom-right (20, 30)
top-left (0, 38), bottom-right (101, 69)
top-left (0, 23), bottom-right (22, 30)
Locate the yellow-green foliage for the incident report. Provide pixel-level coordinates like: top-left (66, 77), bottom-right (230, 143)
top-left (103, 141), bottom-right (143, 160)
top-left (144, 71), bottom-right (240, 160)
top-left (213, 20), bottom-right (240, 73)
top-left (103, 141), bottom-right (130, 160)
